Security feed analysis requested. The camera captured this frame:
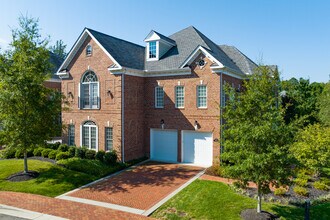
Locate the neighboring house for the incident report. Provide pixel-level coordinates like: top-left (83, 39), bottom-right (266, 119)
top-left (44, 52), bottom-right (63, 91)
top-left (56, 26), bottom-right (257, 167)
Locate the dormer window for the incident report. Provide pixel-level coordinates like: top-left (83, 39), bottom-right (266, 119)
top-left (86, 45), bottom-right (92, 56)
top-left (149, 41), bottom-right (157, 59)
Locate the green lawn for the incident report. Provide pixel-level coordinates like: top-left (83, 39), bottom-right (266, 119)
top-left (0, 159), bottom-right (121, 197)
top-left (152, 179), bottom-right (330, 220)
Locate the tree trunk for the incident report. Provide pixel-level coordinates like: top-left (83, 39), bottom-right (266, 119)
top-left (257, 184), bottom-right (262, 213)
top-left (23, 150), bottom-right (28, 173)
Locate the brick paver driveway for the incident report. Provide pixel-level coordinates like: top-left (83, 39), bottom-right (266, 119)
top-left (0, 192), bottom-right (148, 220)
top-left (66, 161), bottom-right (203, 211)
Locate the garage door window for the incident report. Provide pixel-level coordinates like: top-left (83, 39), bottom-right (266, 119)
top-left (197, 85), bottom-right (207, 108)
top-left (175, 86), bottom-right (184, 108)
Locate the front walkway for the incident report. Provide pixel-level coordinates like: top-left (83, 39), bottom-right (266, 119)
top-left (59, 161), bottom-right (204, 215)
top-left (0, 192), bottom-right (148, 220)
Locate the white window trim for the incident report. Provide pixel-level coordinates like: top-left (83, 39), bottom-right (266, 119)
top-left (175, 86), bottom-right (185, 109)
top-left (146, 41), bottom-right (159, 61)
top-left (197, 85), bottom-right (207, 109)
top-left (155, 86), bottom-right (164, 108)
top-left (81, 122), bottom-right (98, 151)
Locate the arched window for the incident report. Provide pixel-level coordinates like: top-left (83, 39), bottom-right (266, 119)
top-left (82, 121), bottom-right (98, 150)
top-left (86, 45), bottom-right (92, 56)
top-left (80, 71), bottom-right (99, 109)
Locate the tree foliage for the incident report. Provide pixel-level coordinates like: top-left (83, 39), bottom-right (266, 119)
top-left (290, 124), bottom-right (330, 174)
top-left (281, 78), bottom-right (324, 127)
top-left (0, 16), bottom-right (62, 172)
top-left (318, 82), bottom-right (330, 126)
top-left (49, 39), bottom-right (67, 60)
top-left (222, 66), bottom-right (293, 212)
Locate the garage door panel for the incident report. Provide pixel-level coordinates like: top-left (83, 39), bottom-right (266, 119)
top-left (150, 129), bottom-right (178, 162)
top-left (182, 131), bottom-right (213, 167)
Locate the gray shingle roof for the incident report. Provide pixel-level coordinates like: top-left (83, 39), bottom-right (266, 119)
top-left (144, 26), bottom-right (244, 73)
top-left (152, 30), bottom-right (176, 45)
top-left (87, 28), bottom-right (145, 70)
top-left (48, 52), bottom-right (63, 81)
top-left (218, 45), bottom-right (258, 74)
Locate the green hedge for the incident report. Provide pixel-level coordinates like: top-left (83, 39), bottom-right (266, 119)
top-left (41, 149), bottom-right (52, 158)
top-left (56, 152), bottom-right (70, 160)
top-left (48, 150), bottom-right (58, 159)
top-left (104, 150), bottom-right (117, 165)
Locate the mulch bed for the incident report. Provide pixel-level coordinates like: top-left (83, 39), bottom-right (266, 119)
top-left (241, 209), bottom-right (279, 220)
top-left (6, 171), bottom-right (39, 182)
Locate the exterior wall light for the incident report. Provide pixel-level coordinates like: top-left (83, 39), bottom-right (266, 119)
top-left (160, 119), bottom-right (165, 130)
top-left (194, 120), bottom-right (199, 130)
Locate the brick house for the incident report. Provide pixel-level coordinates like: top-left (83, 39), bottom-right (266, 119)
top-left (56, 26), bottom-right (257, 166)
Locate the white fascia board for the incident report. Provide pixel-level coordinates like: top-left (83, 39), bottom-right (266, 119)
top-left (56, 28), bottom-right (122, 74)
top-left (144, 31), bottom-right (160, 42)
top-left (211, 66), bottom-right (247, 79)
top-left (109, 67), bottom-right (191, 77)
top-left (179, 46), bottom-right (224, 69)
top-left (86, 29), bottom-right (122, 69)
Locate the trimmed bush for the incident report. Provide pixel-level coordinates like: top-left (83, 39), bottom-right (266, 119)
top-left (293, 186), bottom-right (309, 196)
top-left (85, 149), bottom-right (96, 160)
top-left (95, 150), bottom-right (105, 162)
top-left (0, 148), bottom-right (16, 159)
top-left (58, 144), bottom-right (69, 152)
top-left (104, 150), bottom-right (117, 165)
top-left (15, 149), bottom-right (24, 159)
top-left (41, 149), bottom-right (52, 158)
top-left (56, 152), bottom-right (70, 160)
top-left (68, 146), bottom-right (76, 157)
top-left (33, 147), bottom-right (44, 156)
top-left (294, 178), bottom-right (308, 187)
top-left (48, 150), bottom-right (58, 159)
top-left (45, 142), bottom-right (60, 150)
top-left (314, 181), bottom-right (329, 191)
top-left (274, 187), bottom-right (287, 196)
top-left (75, 147), bottom-right (87, 159)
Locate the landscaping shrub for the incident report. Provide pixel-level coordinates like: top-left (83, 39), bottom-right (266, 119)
top-left (33, 147), bottom-right (44, 156)
top-left (274, 187), bottom-right (287, 196)
top-left (68, 146), bottom-right (76, 157)
top-left (15, 149), bottom-right (24, 158)
top-left (294, 178), bottom-right (308, 187)
top-left (45, 142), bottom-right (60, 150)
top-left (314, 181), bottom-right (329, 191)
top-left (0, 148), bottom-right (16, 159)
top-left (56, 152), bottom-right (70, 160)
top-left (41, 149), bottom-right (52, 158)
top-left (95, 150), bottom-right (105, 162)
top-left (27, 149), bottom-right (34, 157)
top-left (58, 144), bottom-right (69, 152)
top-left (85, 149), bottom-right (96, 160)
top-left (104, 150), bottom-right (117, 165)
top-left (48, 150), bottom-right (58, 159)
top-left (293, 186), bottom-right (309, 196)
top-left (75, 147), bottom-right (87, 159)
top-left (320, 177), bottom-right (330, 186)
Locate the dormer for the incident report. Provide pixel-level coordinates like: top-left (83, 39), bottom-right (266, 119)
top-left (144, 30), bottom-right (176, 61)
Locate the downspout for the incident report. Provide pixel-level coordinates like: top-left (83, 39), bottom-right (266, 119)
top-left (220, 72), bottom-right (223, 165)
top-left (121, 73), bottom-right (125, 163)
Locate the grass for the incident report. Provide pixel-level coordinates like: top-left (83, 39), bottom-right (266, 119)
top-left (0, 158), bottom-right (124, 197)
top-left (152, 179), bottom-right (329, 220)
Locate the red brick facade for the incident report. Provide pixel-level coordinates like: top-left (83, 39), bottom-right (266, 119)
top-left (61, 37), bottom-right (243, 164)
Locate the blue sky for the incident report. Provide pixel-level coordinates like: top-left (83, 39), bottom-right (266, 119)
top-left (1, 0), bottom-right (329, 82)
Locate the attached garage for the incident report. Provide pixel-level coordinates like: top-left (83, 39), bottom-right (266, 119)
top-left (182, 131), bottom-right (213, 167)
top-left (150, 129), bottom-right (178, 162)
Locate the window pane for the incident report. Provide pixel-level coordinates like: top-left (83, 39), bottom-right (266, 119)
top-left (197, 85), bottom-right (207, 108)
top-left (175, 86), bottom-right (184, 108)
top-left (149, 41), bottom-right (156, 58)
top-left (83, 84), bottom-right (90, 107)
top-left (68, 124), bottom-right (75, 146)
top-left (155, 87), bottom-right (164, 108)
top-left (91, 83), bottom-right (98, 106)
top-left (91, 127), bottom-right (96, 150)
top-left (83, 126), bottom-right (90, 148)
top-left (105, 127), bottom-right (113, 151)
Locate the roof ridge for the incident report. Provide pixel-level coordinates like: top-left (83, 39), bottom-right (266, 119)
top-left (86, 27), bottom-right (145, 49)
top-left (227, 45), bottom-right (258, 70)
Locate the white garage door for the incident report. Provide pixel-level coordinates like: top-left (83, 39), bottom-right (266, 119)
top-left (150, 129), bottom-right (178, 162)
top-left (182, 131), bottom-right (213, 167)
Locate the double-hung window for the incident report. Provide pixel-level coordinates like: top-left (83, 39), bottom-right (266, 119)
top-left (82, 121), bottom-right (97, 150)
top-left (68, 124), bottom-right (75, 146)
top-left (197, 85), bottom-right (207, 108)
top-left (155, 86), bottom-right (164, 108)
top-left (175, 86), bottom-right (184, 108)
top-left (149, 41), bottom-right (157, 59)
top-left (80, 71), bottom-right (99, 109)
top-left (105, 127), bottom-right (113, 151)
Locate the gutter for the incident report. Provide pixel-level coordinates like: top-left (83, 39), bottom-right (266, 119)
top-left (121, 73), bottom-right (125, 163)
